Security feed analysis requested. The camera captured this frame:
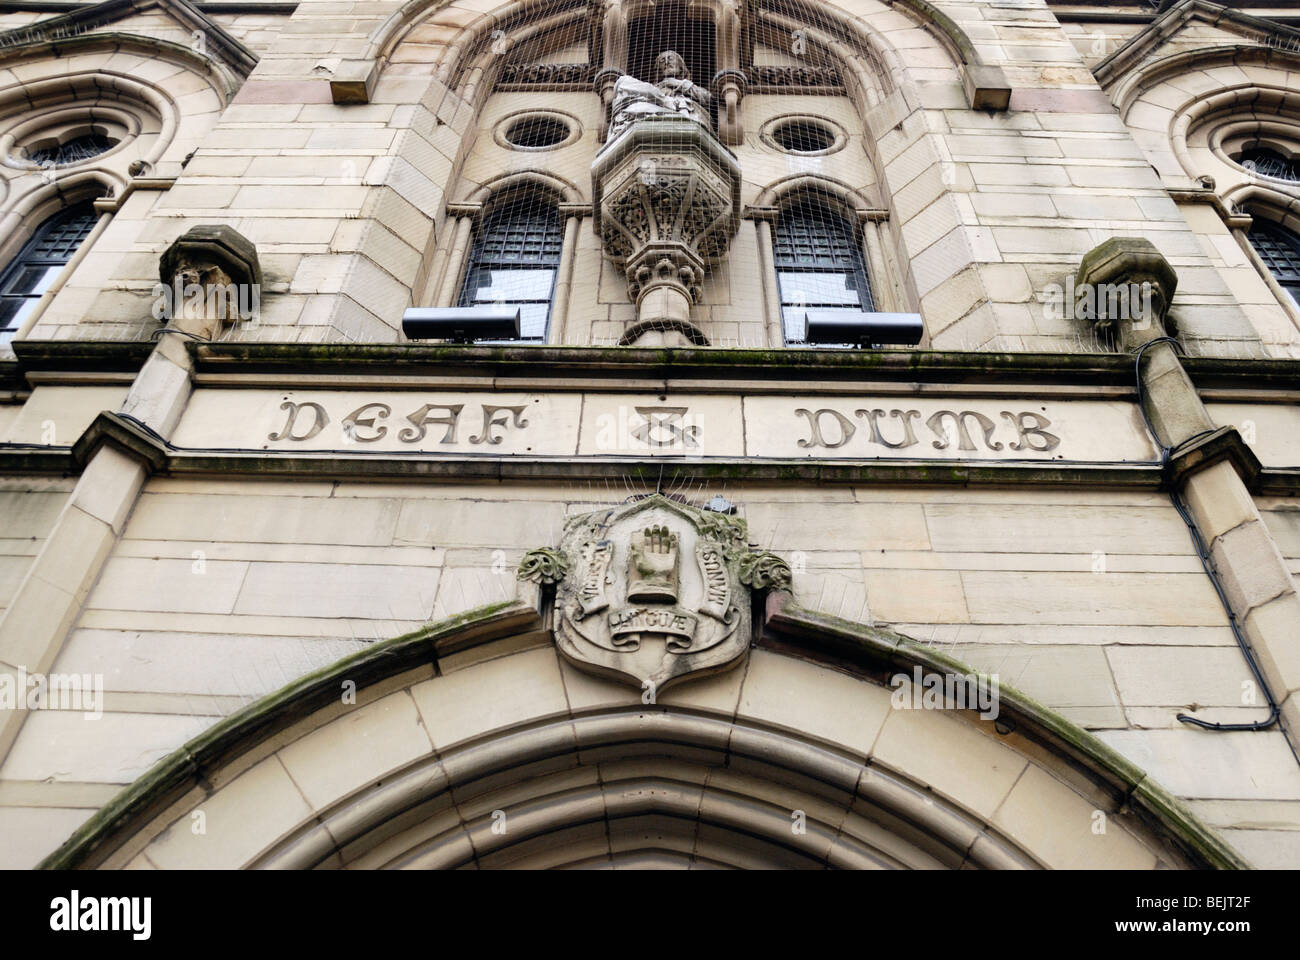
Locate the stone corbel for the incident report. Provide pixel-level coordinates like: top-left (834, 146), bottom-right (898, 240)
top-left (711, 68), bottom-right (747, 145)
top-left (158, 224), bottom-right (262, 340)
top-left (445, 201), bottom-right (484, 219)
top-left (1075, 236), bottom-right (1179, 351)
top-left (961, 63), bottom-right (1012, 112)
top-left (591, 117), bottom-right (742, 346)
top-left (330, 59), bottom-right (380, 104)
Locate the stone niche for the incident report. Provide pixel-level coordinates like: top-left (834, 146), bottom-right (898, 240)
top-left (591, 115), bottom-right (741, 346)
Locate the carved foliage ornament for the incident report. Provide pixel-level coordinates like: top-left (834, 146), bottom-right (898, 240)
top-left (517, 495), bottom-right (792, 692)
top-left (497, 63), bottom-right (598, 85)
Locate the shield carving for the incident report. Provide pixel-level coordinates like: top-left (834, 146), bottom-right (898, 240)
top-left (520, 495), bottom-right (791, 694)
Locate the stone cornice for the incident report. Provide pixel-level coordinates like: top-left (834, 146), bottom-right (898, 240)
top-left (9, 341), bottom-right (1300, 393)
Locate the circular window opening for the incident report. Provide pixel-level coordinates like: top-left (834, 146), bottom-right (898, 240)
top-left (772, 120), bottom-right (836, 154)
top-left (504, 116), bottom-right (571, 149)
top-left (1239, 145), bottom-right (1299, 182)
top-left (24, 132), bottom-right (117, 166)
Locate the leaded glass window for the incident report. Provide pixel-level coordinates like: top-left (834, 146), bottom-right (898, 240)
top-left (0, 203), bottom-right (97, 345)
top-left (774, 198), bottom-right (873, 345)
top-left (458, 197), bottom-right (563, 341)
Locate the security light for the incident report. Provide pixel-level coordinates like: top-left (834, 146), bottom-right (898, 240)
top-left (401, 306), bottom-right (521, 342)
top-left (804, 310), bottom-right (924, 346)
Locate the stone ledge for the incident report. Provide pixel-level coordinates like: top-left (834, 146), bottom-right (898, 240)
top-left (10, 341), bottom-right (1300, 390)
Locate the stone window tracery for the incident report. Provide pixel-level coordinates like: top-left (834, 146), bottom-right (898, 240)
top-left (1239, 146), bottom-right (1300, 183)
top-left (25, 132), bottom-right (116, 167)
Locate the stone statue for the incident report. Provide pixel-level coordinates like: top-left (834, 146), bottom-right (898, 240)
top-left (607, 50), bottom-right (712, 142)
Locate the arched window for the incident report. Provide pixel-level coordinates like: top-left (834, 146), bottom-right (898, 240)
top-left (1, 202), bottom-right (97, 345)
top-left (458, 196), bottom-right (563, 341)
top-left (26, 133), bottom-right (116, 167)
top-left (1248, 220), bottom-right (1300, 309)
top-left (773, 197), bottom-right (873, 345)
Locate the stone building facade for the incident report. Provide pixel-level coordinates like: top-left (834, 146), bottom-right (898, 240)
top-left (1, 0), bottom-right (1299, 869)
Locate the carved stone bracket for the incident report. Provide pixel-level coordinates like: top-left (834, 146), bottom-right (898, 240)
top-left (1075, 236), bottom-right (1179, 351)
top-left (329, 59), bottom-right (379, 104)
top-left (737, 551), bottom-right (793, 593)
top-left (591, 116), bottom-right (741, 346)
top-left (158, 224), bottom-right (261, 338)
top-left (516, 547), bottom-right (570, 586)
top-left (1163, 424), bottom-right (1262, 492)
top-left (522, 494), bottom-right (792, 692)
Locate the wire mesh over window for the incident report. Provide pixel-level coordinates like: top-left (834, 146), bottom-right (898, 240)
top-left (774, 198), bottom-right (873, 345)
top-left (458, 197), bottom-right (563, 340)
top-left (1248, 220), bottom-right (1300, 310)
top-left (0, 202), bottom-right (97, 345)
top-left (628, 1), bottom-right (716, 87)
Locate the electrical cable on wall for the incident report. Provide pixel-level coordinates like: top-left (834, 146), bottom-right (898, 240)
top-left (1132, 337), bottom-right (1294, 760)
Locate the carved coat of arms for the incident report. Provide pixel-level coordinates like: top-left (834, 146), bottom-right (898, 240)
top-left (518, 495), bottom-right (791, 693)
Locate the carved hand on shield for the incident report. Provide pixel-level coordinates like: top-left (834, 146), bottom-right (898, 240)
top-left (627, 525), bottom-right (680, 604)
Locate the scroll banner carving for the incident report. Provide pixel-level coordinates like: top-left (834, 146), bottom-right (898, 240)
top-left (171, 390), bottom-right (1162, 463)
top-left (518, 494), bottom-right (789, 692)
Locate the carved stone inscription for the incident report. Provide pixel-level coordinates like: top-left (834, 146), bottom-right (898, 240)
top-left (269, 400), bottom-right (530, 446)
top-left (743, 396), bottom-right (1158, 462)
top-left (172, 390), bottom-right (1160, 463)
top-left (792, 407), bottom-right (1061, 453)
top-left (171, 390), bottom-right (583, 456)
